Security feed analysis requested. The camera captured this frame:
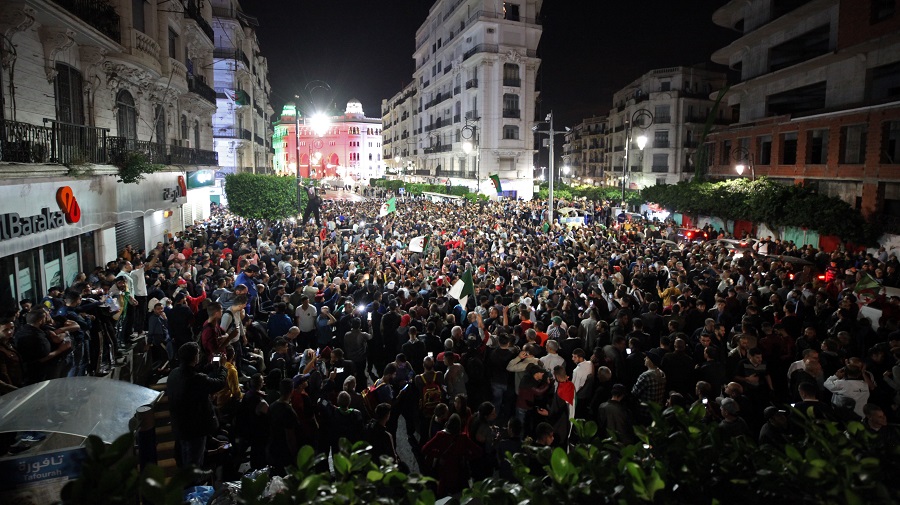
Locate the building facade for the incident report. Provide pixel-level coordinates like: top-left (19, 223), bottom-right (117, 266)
top-left (706, 0), bottom-right (900, 229)
top-left (0, 0), bottom-right (222, 303)
top-left (273, 100), bottom-right (384, 181)
top-left (605, 66), bottom-right (729, 189)
top-left (382, 0), bottom-right (543, 199)
top-left (382, 82), bottom-right (418, 178)
top-left (562, 115), bottom-right (607, 185)
top-left (211, 0), bottom-right (274, 175)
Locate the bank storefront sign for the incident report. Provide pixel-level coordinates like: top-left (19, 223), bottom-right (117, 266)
top-left (0, 187), bottom-right (80, 240)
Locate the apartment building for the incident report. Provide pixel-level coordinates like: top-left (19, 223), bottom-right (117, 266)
top-left (707, 0), bottom-right (900, 229)
top-left (211, 0), bottom-right (274, 175)
top-left (562, 115), bottom-right (607, 184)
top-left (382, 0), bottom-right (543, 199)
top-left (605, 66), bottom-right (729, 189)
top-left (382, 82), bottom-right (418, 178)
top-left (0, 0), bottom-right (222, 301)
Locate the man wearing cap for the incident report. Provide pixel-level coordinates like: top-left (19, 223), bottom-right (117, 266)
top-left (632, 351), bottom-right (666, 424)
top-left (758, 406), bottom-right (789, 446)
top-left (718, 397), bottom-right (750, 438)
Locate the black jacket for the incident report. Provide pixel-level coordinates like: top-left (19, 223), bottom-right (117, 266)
top-left (167, 363), bottom-right (226, 439)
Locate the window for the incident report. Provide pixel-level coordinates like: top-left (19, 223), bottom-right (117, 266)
top-left (758, 135), bottom-right (772, 165)
top-left (652, 153), bottom-right (668, 172)
top-left (781, 132), bottom-right (798, 165)
top-left (720, 139), bottom-right (732, 164)
top-left (871, 0), bottom-right (896, 23)
top-left (194, 120), bottom-right (200, 148)
top-left (54, 63), bottom-right (84, 125)
top-left (660, 81), bottom-right (670, 92)
top-left (503, 63), bottom-right (520, 86)
top-left (502, 94), bottom-right (519, 117)
top-left (867, 61), bottom-right (900, 102)
top-left (503, 125), bottom-right (519, 140)
top-left (653, 130), bottom-right (669, 148)
top-left (116, 91), bottom-right (137, 141)
top-left (807, 129), bottom-right (829, 164)
top-left (654, 105), bottom-right (670, 123)
top-left (153, 105), bottom-right (166, 144)
top-left (768, 24), bottom-right (830, 72)
top-left (881, 121), bottom-right (900, 163)
top-left (840, 124), bottom-right (867, 164)
top-left (180, 115), bottom-right (188, 140)
top-left (168, 28), bottom-right (178, 59)
top-left (766, 82), bottom-right (827, 116)
top-left (133, 0), bottom-right (146, 33)
top-left (503, 2), bottom-right (520, 21)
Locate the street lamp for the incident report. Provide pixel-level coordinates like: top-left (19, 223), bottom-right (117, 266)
top-left (622, 108), bottom-right (653, 207)
top-left (732, 147), bottom-right (755, 180)
top-left (533, 111), bottom-right (570, 224)
top-left (461, 117), bottom-right (480, 193)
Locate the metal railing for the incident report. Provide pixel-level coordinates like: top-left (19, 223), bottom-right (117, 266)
top-left (463, 44), bottom-right (499, 61)
top-left (213, 48), bottom-right (250, 68)
top-left (465, 79), bottom-right (478, 89)
top-left (184, 0), bottom-right (214, 41)
top-left (187, 75), bottom-right (216, 104)
top-left (653, 140), bottom-right (670, 148)
top-left (212, 127), bottom-right (252, 140)
top-left (651, 165), bottom-right (669, 173)
top-left (465, 110), bottom-right (479, 120)
top-left (502, 109), bottom-right (520, 119)
top-left (52, 0), bottom-right (121, 43)
top-left (44, 119), bottom-right (109, 165)
top-left (1, 120), bottom-right (53, 163)
top-left (503, 78), bottom-right (521, 87)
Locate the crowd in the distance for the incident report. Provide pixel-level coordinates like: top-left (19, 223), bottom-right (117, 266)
top-left (2, 193), bottom-right (898, 496)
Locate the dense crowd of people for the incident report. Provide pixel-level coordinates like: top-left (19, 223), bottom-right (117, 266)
top-left (2, 190), bottom-right (898, 496)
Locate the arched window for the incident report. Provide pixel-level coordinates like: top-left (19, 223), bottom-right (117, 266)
top-left (153, 105), bottom-right (166, 143)
top-left (180, 115), bottom-right (188, 140)
top-left (116, 90), bottom-right (137, 141)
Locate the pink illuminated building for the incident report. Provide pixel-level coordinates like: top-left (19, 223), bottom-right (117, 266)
top-left (273, 100), bottom-right (385, 181)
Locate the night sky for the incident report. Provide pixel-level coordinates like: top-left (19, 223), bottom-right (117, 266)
top-left (243, 0), bottom-right (735, 127)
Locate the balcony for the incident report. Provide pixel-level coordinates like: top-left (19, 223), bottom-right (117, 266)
top-left (424, 144), bottom-right (452, 154)
top-left (651, 165), bottom-right (669, 173)
top-left (503, 78), bottom-right (521, 87)
top-left (465, 79), bottom-right (478, 89)
top-left (184, 0), bottom-right (214, 41)
top-left (0, 119), bottom-right (217, 167)
top-left (213, 48), bottom-right (251, 68)
top-left (52, 0), bottom-right (121, 43)
top-left (465, 110), bottom-right (479, 120)
top-left (655, 115), bottom-right (671, 124)
top-left (653, 140), bottom-right (670, 148)
top-left (463, 43), bottom-right (499, 61)
top-left (502, 109), bottom-right (520, 119)
top-left (454, 85), bottom-right (461, 95)
top-left (454, 114), bottom-right (461, 123)
top-left (254, 134), bottom-right (265, 146)
top-left (187, 75), bottom-right (216, 104)
top-left (213, 127), bottom-right (252, 140)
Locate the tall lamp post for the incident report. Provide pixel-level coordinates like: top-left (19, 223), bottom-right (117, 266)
top-left (461, 116), bottom-right (480, 193)
top-left (533, 111), bottom-right (569, 224)
top-left (622, 108), bottom-right (653, 208)
top-left (733, 147), bottom-right (755, 180)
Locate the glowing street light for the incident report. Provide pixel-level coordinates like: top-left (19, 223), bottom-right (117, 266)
top-left (310, 113), bottom-right (330, 137)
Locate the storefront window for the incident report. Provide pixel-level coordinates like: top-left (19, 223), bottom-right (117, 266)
top-left (43, 243), bottom-right (63, 290)
top-left (1, 256), bottom-right (15, 303)
top-left (17, 249), bottom-right (40, 303)
top-left (80, 231), bottom-right (96, 275)
top-left (64, 236), bottom-right (81, 287)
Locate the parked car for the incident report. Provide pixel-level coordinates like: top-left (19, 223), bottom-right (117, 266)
top-left (676, 227), bottom-right (709, 244)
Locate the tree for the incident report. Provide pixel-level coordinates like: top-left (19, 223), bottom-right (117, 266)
top-left (224, 173), bottom-right (297, 221)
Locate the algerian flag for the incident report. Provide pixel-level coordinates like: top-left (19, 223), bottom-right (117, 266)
top-left (379, 197), bottom-right (397, 217)
top-left (409, 235), bottom-right (430, 253)
top-left (853, 273), bottom-right (881, 303)
top-left (448, 269), bottom-right (475, 307)
top-left (489, 174), bottom-right (502, 194)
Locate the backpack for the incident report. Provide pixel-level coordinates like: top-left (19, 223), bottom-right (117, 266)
top-left (418, 372), bottom-right (443, 416)
top-left (362, 380), bottom-right (387, 416)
